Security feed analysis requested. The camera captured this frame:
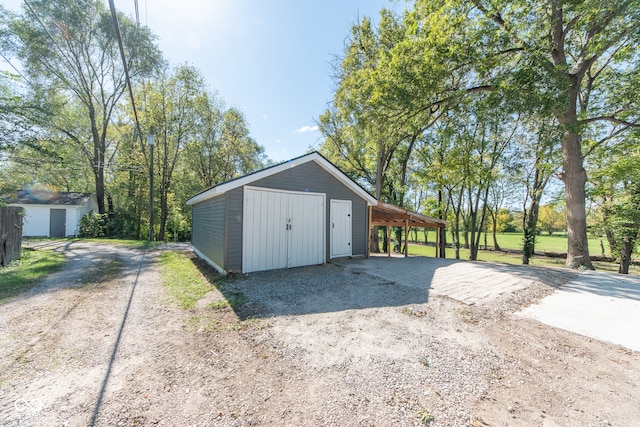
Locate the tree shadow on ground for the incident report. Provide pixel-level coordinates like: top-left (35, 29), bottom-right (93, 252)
top-left (560, 270), bottom-right (640, 301)
top-left (191, 259), bottom-right (434, 320)
top-left (190, 254), bottom-right (597, 321)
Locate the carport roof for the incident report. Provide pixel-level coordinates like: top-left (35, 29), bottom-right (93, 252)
top-left (371, 202), bottom-right (446, 228)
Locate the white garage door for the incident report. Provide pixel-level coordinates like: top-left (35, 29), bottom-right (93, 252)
top-left (242, 186), bottom-right (325, 273)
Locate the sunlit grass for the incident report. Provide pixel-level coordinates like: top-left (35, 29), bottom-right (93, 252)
top-left (159, 251), bottom-right (216, 309)
top-left (409, 230), bottom-right (617, 256)
top-left (405, 243), bottom-right (639, 275)
top-left (81, 238), bottom-right (162, 249)
top-left (22, 237), bottom-right (162, 249)
top-left (0, 248), bottom-right (66, 301)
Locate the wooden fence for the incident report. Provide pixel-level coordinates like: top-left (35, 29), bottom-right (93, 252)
top-left (0, 206), bottom-right (24, 267)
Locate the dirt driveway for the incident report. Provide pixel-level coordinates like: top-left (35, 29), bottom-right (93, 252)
top-left (1, 242), bottom-right (639, 426)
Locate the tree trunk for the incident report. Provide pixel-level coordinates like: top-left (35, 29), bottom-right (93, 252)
top-left (560, 129), bottom-right (593, 269)
top-left (369, 147), bottom-right (385, 253)
top-left (369, 226), bottom-right (380, 253)
top-left (469, 210), bottom-right (478, 260)
top-left (94, 169), bottom-right (106, 215)
top-left (159, 192), bottom-right (167, 242)
top-left (489, 207), bottom-right (501, 251)
top-left (89, 105), bottom-right (107, 214)
top-left (438, 188), bottom-right (446, 258)
top-left (618, 237), bottom-right (633, 274)
top-left (439, 226), bottom-right (446, 258)
top-left (522, 199), bottom-right (540, 265)
top-left (382, 227), bottom-right (388, 253)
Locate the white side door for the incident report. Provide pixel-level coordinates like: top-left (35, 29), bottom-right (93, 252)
top-left (330, 199), bottom-right (352, 258)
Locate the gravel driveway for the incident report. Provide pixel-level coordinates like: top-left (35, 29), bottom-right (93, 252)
top-left (1, 242), bottom-right (639, 426)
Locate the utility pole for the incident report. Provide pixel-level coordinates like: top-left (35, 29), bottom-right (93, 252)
top-left (147, 130), bottom-right (154, 242)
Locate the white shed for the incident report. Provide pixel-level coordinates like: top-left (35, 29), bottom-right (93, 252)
top-left (2, 190), bottom-right (98, 238)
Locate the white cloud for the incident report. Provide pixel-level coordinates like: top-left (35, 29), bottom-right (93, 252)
top-left (296, 125), bottom-right (319, 133)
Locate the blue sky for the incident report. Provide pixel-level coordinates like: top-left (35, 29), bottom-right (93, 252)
top-left (139, 0), bottom-right (400, 162)
top-left (3, 0), bottom-right (402, 162)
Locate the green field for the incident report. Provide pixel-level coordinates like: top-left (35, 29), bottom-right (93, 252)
top-left (406, 230), bottom-right (616, 257)
top-left (404, 242), bottom-right (639, 274)
top-left (378, 229), bottom-right (639, 275)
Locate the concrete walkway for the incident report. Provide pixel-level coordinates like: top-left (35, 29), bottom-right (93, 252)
top-left (340, 255), bottom-right (573, 305)
top-left (518, 270), bottom-right (640, 352)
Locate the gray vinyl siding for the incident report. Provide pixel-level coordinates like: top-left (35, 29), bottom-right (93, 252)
top-left (192, 196), bottom-right (225, 269)
top-left (224, 188), bottom-right (243, 272)
top-left (248, 161), bottom-right (369, 259)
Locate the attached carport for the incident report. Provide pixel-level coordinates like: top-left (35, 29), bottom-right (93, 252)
top-left (369, 202), bottom-right (447, 258)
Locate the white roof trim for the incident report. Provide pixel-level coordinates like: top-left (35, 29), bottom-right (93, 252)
top-left (186, 152), bottom-right (377, 206)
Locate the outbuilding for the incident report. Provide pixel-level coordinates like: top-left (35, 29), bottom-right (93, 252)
top-left (186, 152), bottom-right (377, 274)
top-left (1, 190), bottom-right (98, 238)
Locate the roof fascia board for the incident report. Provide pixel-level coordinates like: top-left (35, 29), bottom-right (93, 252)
top-left (187, 152), bottom-right (377, 206)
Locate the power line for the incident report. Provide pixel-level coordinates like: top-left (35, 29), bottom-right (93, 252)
top-left (134, 0), bottom-right (139, 25)
top-left (107, 0), bottom-right (146, 152)
top-left (1, 153), bottom-right (146, 173)
top-left (0, 52), bottom-right (28, 83)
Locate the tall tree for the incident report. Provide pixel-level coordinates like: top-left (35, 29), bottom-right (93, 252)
top-left (511, 119), bottom-right (561, 264)
top-left (467, 0), bottom-right (640, 268)
top-left (141, 65), bottom-right (203, 241)
top-left (590, 135), bottom-right (640, 274)
top-left (2, 0), bottom-right (163, 213)
top-left (183, 97), bottom-right (266, 189)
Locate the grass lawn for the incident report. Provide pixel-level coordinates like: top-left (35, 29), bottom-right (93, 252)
top-left (405, 243), bottom-right (640, 275)
top-left (0, 248), bottom-right (66, 301)
top-left (80, 238), bottom-right (161, 249)
top-left (159, 251), bottom-right (216, 309)
top-left (159, 251), bottom-right (246, 316)
top-left (22, 237), bottom-right (163, 249)
top-left (407, 230), bottom-right (632, 257)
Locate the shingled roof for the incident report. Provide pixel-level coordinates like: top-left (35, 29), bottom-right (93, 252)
top-left (1, 190), bottom-right (94, 206)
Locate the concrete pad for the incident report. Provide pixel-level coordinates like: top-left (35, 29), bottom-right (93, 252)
top-left (340, 255), bottom-right (572, 305)
top-left (518, 270), bottom-right (640, 352)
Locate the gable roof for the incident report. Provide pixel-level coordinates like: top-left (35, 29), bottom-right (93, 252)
top-left (1, 190), bottom-right (94, 206)
top-left (186, 151), bottom-right (377, 206)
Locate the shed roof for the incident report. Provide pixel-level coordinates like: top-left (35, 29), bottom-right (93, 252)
top-left (186, 151), bottom-right (377, 206)
top-left (1, 190), bottom-right (94, 206)
top-left (371, 202), bottom-right (446, 228)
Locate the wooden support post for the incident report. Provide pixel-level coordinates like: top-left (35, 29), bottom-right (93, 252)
top-left (387, 224), bottom-right (391, 257)
top-left (367, 205), bottom-right (372, 259)
top-left (439, 226), bottom-right (446, 258)
top-left (435, 227), bottom-right (439, 257)
top-left (404, 219), bottom-right (408, 257)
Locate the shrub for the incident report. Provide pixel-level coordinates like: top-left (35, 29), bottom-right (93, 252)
top-left (79, 210), bottom-right (106, 238)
